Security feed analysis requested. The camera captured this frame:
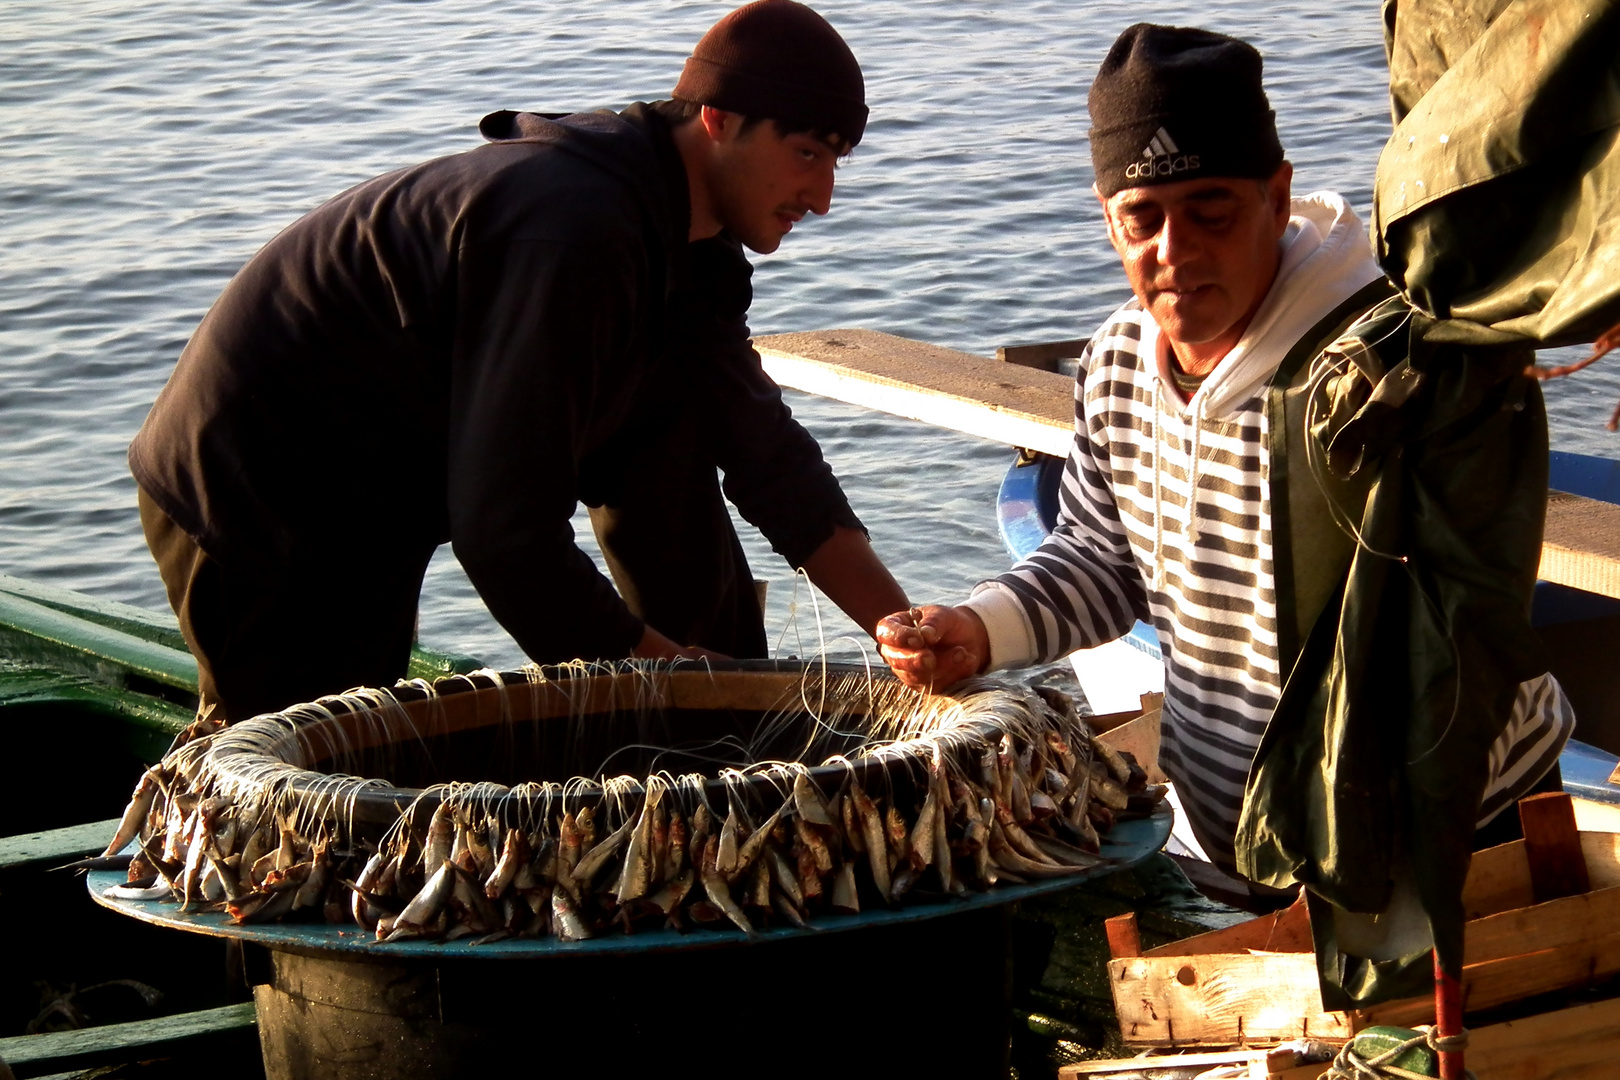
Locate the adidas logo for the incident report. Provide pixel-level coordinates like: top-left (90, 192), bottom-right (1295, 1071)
top-left (1124, 127), bottom-right (1201, 181)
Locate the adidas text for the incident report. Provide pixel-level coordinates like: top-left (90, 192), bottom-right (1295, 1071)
top-left (1125, 153), bottom-right (1201, 180)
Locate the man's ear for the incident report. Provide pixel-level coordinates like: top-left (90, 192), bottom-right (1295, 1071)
top-left (1268, 161), bottom-right (1294, 230)
top-left (1095, 183), bottom-right (1124, 254)
top-left (699, 105), bottom-right (735, 143)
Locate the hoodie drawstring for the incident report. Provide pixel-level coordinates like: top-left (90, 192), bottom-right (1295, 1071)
top-left (1153, 379), bottom-right (1205, 590)
top-left (1187, 398), bottom-right (1203, 546)
top-left (1152, 379), bottom-right (1165, 590)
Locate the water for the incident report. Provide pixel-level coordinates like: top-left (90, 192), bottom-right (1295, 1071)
top-left (3, 1), bottom-right (1615, 669)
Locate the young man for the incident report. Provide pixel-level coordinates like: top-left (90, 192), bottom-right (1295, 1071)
top-left (876, 24), bottom-right (1574, 878)
top-left (132, 0), bottom-right (908, 722)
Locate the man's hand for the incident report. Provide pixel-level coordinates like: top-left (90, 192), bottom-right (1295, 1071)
top-left (875, 604), bottom-right (989, 690)
top-left (632, 624), bottom-right (730, 662)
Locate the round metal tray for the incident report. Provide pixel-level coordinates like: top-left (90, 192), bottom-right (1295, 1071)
top-left (90, 802), bottom-right (1170, 959)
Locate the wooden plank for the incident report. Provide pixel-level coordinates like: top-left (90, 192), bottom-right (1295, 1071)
top-left (1141, 896), bottom-right (1310, 960)
top-left (1540, 490), bottom-right (1620, 601)
top-left (1465, 995), bottom-right (1620, 1080)
top-left (1464, 882), bottom-right (1620, 966)
top-left (1059, 1048), bottom-right (1303, 1076)
top-left (1261, 895), bottom-right (1315, 953)
top-left (1461, 929), bottom-right (1620, 1015)
top-left (755, 328), bottom-right (1076, 457)
top-left (0, 1003), bottom-right (256, 1076)
top-left (1519, 792), bottom-right (1590, 901)
top-left (1108, 951), bottom-right (1353, 1047)
top-left (1106, 913), bottom-right (1142, 958)
top-left (1092, 693), bottom-right (1163, 735)
top-left (1581, 830), bottom-right (1620, 888)
top-left (1464, 839), bottom-right (1536, 919)
top-left (0, 818), bottom-right (121, 872)
top-left (1459, 828), bottom-right (1620, 919)
top-left (1272, 1067), bottom-right (1327, 1080)
top-left (0, 590), bottom-right (198, 693)
top-left (1571, 796), bottom-right (1620, 834)
top-left (997, 339), bottom-right (1090, 372)
top-left (1093, 709), bottom-right (1166, 785)
top-left (758, 329), bottom-right (1620, 599)
top-left (1363, 928), bottom-right (1620, 1028)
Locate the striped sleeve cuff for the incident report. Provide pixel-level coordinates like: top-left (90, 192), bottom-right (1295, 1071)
top-left (963, 582), bottom-right (1039, 672)
top-left (1475, 672), bottom-right (1577, 827)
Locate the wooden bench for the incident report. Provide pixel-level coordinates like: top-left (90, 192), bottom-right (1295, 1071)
top-left (0, 820), bottom-right (260, 1079)
top-left (756, 328), bottom-right (1620, 601)
top-left (0, 1003), bottom-right (257, 1080)
top-left (0, 819), bottom-right (119, 875)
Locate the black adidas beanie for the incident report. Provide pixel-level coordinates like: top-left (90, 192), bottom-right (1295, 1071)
top-left (673, 0), bottom-right (868, 147)
top-left (1087, 24), bottom-right (1283, 197)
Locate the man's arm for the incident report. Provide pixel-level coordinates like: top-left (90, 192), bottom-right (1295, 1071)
top-left (799, 525), bottom-right (909, 637)
top-left (447, 202), bottom-right (657, 664)
top-left (877, 328), bottom-right (1152, 686)
top-left (680, 236), bottom-right (905, 638)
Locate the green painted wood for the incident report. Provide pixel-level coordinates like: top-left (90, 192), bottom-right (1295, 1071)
top-left (0, 1003), bottom-right (256, 1075)
top-left (0, 818), bottom-right (122, 872)
top-left (407, 643), bottom-right (485, 679)
top-left (0, 592), bottom-right (197, 694)
top-left (0, 575), bottom-right (189, 653)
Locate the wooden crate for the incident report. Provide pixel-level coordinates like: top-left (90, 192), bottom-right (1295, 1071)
top-left (1062, 996), bottom-right (1620, 1080)
top-left (1107, 795), bottom-right (1620, 1051)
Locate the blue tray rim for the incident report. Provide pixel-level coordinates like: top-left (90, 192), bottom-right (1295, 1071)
top-left (88, 803), bottom-right (1171, 959)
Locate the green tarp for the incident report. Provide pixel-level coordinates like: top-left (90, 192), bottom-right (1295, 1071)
top-left (1236, 0), bottom-right (1620, 1008)
top-left (1377, 0), bottom-right (1620, 349)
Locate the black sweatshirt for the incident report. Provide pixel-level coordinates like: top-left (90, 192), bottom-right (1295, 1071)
top-left (129, 102), bottom-right (859, 662)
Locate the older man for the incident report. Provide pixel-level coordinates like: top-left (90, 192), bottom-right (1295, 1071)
top-left (132, 0), bottom-right (908, 722)
top-left (877, 24), bottom-right (1574, 881)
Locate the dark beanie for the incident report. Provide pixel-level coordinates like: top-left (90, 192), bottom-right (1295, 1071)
top-left (1087, 24), bottom-right (1283, 197)
top-left (673, 0), bottom-right (868, 147)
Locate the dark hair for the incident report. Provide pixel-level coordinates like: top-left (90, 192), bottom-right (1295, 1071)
top-left (664, 97), bottom-right (852, 155)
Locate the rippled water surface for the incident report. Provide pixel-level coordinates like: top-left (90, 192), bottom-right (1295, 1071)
top-left (3, 1), bottom-right (1615, 667)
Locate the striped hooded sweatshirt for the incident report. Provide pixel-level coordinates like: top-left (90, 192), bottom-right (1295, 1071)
top-left (964, 192), bottom-right (1575, 873)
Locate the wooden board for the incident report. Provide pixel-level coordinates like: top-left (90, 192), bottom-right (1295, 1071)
top-left (1363, 927), bottom-right (1620, 1028)
top-left (1094, 701), bottom-right (1166, 785)
top-left (1518, 792), bottom-right (1591, 901)
top-left (1463, 883), bottom-right (1620, 967)
top-left (1059, 1047), bottom-right (1306, 1077)
top-left (0, 1003), bottom-right (256, 1075)
top-left (1107, 951), bottom-right (1354, 1046)
top-left (1091, 693), bottom-right (1163, 735)
top-left (755, 328), bottom-right (1076, 457)
top-left (1142, 893), bottom-right (1310, 960)
top-left (1541, 490), bottom-right (1620, 600)
top-left (1115, 832), bottom-right (1620, 1048)
top-left (757, 329), bottom-right (1620, 598)
top-left (0, 818), bottom-right (120, 872)
top-left (1465, 995), bottom-right (1620, 1080)
top-left (1573, 796), bottom-right (1620, 833)
top-left (1464, 831), bottom-right (1620, 920)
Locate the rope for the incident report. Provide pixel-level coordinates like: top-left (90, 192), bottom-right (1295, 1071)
top-left (1325, 1026), bottom-right (1476, 1080)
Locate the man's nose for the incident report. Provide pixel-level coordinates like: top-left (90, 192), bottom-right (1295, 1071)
top-left (1156, 212), bottom-right (1198, 266)
top-left (805, 160), bottom-right (835, 216)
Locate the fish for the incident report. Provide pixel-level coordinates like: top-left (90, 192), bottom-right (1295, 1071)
top-left (699, 835), bottom-right (753, 935)
top-left (793, 772), bottom-right (835, 827)
top-left (384, 860), bottom-right (456, 942)
top-left (551, 886), bottom-right (592, 942)
top-left (101, 769), bottom-right (163, 858)
top-left (422, 803), bottom-right (454, 876)
top-left (849, 785), bottom-right (890, 902)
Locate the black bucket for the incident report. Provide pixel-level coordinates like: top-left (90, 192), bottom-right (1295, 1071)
top-left (247, 903), bottom-right (1011, 1079)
